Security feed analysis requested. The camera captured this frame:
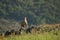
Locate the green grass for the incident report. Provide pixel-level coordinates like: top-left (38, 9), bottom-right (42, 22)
top-left (0, 32), bottom-right (60, 40)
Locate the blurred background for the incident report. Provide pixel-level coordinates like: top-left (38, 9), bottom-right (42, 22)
top-left (0, 0), bottom-right (60, 33)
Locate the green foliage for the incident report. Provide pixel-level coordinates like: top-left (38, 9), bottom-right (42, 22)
top-left (0, 0), bottom-right (60, 24)
top-left (0, 32), bottom-right (60, 40)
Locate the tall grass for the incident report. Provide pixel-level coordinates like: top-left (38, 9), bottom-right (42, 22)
top-left (0, 24), bottom-right (60, 40)
top-left (0, 32), bottom-right (60, 40)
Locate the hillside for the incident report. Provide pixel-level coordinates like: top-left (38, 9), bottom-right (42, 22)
top-left (0, 0), bottom-right (60, 32)
top-left (0, 18), bottom-right (21, 33)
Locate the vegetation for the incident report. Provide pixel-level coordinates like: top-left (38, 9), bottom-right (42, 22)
top-left (0, 0), bottom-right (60, 40)
top-left (0, 0), bottom-right (60, 32)
top-left (0, 24), bottom-right (60, 40)
top-left (0, 30), bottom-right (60, 40)
top-left (0, 0), bottom-right (60, 24)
